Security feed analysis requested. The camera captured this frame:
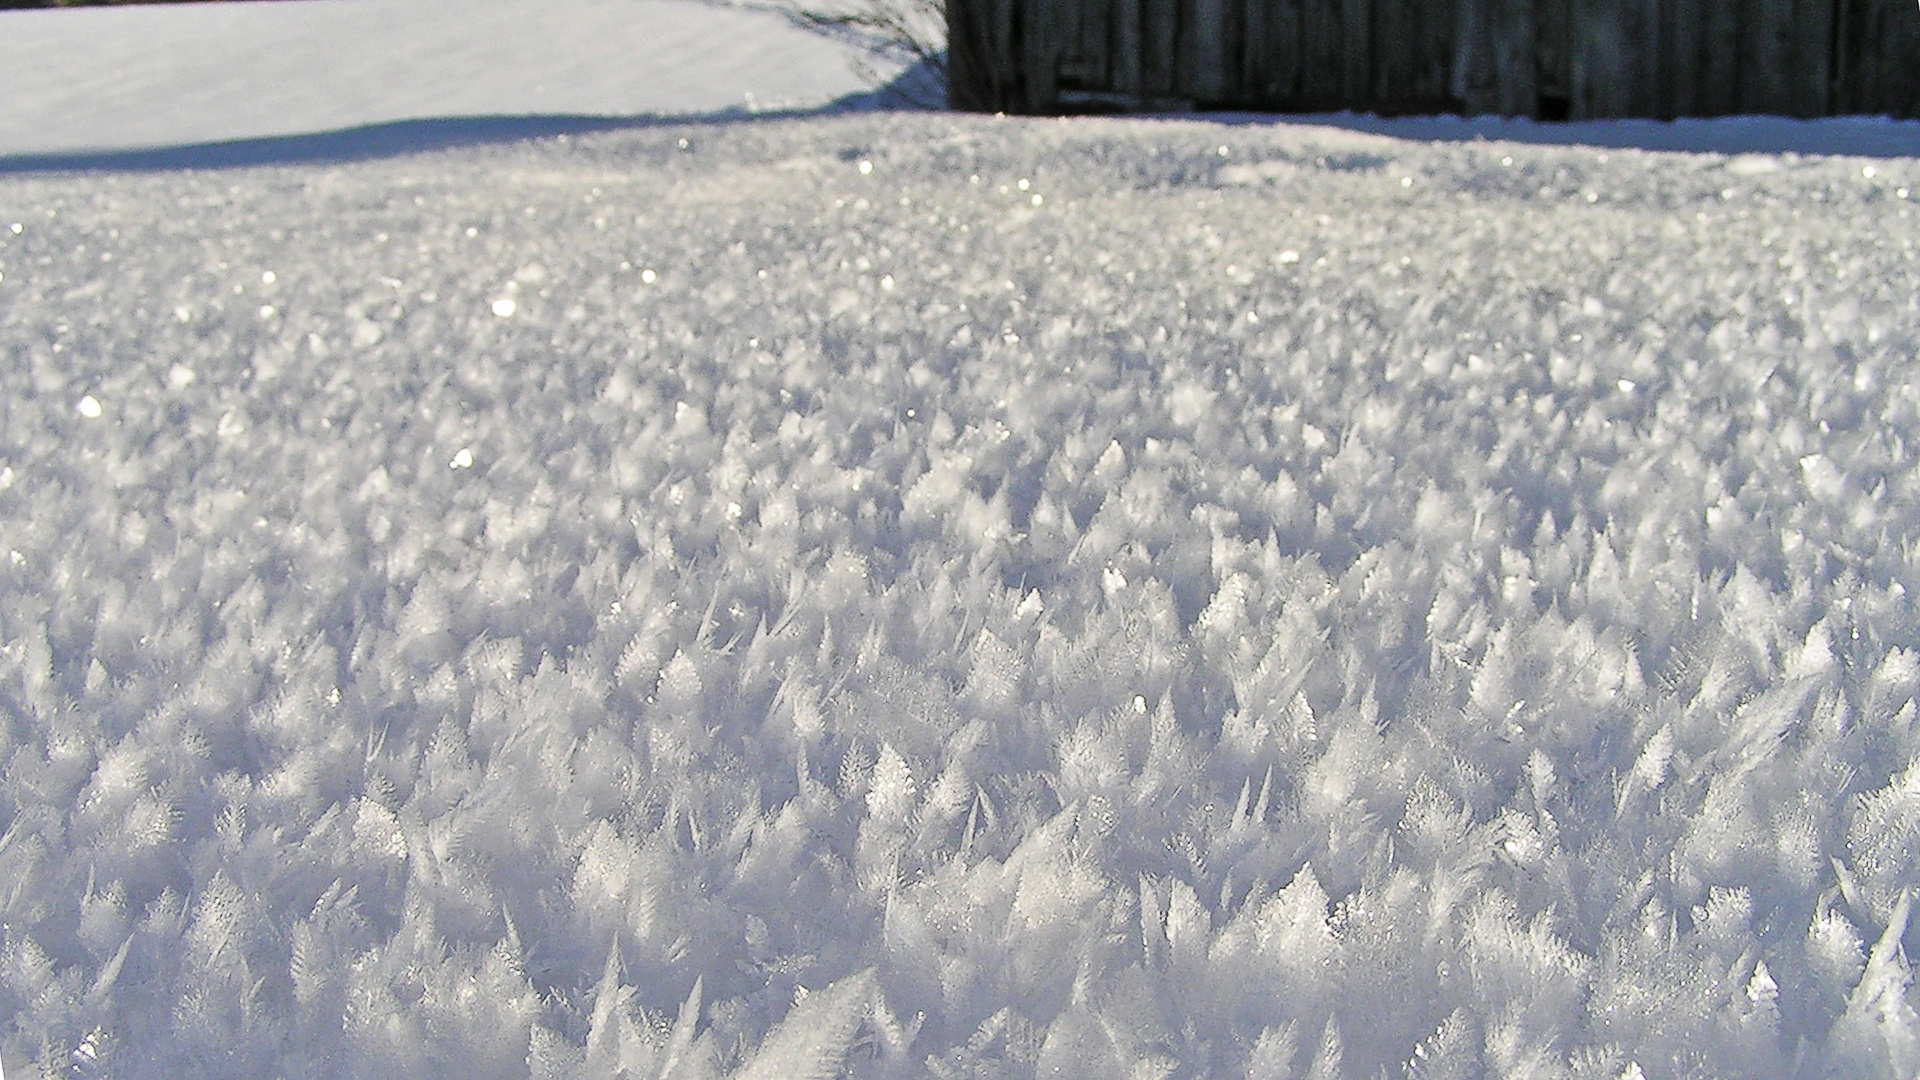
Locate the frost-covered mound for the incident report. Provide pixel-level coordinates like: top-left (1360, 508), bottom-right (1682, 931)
top-left (2, 113), bottom-right (1919, 1079)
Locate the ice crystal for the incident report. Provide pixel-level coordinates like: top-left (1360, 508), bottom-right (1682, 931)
top-left (3, 105), bottom-right (1919, 1080)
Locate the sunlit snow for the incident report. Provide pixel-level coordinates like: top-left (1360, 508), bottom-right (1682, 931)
top-left (6, 3), bottom-right (1920, 1078)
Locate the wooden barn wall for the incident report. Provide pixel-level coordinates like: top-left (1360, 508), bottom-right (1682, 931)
top-left (947, 0), bottom-right (1920, 118)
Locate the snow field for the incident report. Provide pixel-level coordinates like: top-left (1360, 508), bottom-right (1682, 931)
top-left (0, 0), bottom-right (897, 159)
top-left (0, 113), bottom-right (1918, 1078)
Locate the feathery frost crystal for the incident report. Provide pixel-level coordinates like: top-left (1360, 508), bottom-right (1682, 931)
top-left (0, 112), bottom-right (1918, 1078)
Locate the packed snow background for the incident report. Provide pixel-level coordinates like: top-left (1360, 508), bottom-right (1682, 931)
top-left (0, 0), bottom-right (903, 160)
top-left (7, 5), bottom-right (1920, 1079)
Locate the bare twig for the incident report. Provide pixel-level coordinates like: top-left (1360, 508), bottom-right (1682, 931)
top-left (773, 0), bottom-right (947, 106)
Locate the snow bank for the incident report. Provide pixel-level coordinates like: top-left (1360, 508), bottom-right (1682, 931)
top-left (0, 0), bottom-right (897, 159)
top-left (1, 109), bottom-right (1918, 1078)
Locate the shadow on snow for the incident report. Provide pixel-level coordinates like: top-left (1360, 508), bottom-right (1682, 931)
top-left (2, 54), bottom-right (1914, 174)
top-left (0, 57), bottom-right (948, 175)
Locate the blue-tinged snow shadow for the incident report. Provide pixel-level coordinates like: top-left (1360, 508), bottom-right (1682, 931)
top-left (0, 52), bottom-right (947, 175)
top-left (0, 111), bottom-right (798, 174)
top-left (1199, 110), bottom-right (1920, 158)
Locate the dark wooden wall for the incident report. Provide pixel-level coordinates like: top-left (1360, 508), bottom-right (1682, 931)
top-left (948, 0), bottom-right (1920, 119)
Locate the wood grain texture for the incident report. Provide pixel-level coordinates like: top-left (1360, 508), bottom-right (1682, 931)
top-left (1537, 0), bottom-right (1573, 110)
top-left (1342, 0), bottom-right (1371, 107)
top-left (1112, 0), bottom-right (1143, 97)
top-left (1184, 0), bottom-right (1231, 101)
top-left (1026, 0), bottom-right (1061, 110)
top-left (1298, 0), bottom-right (1343, 108)
top-left (945, 0), bottom-right (1920, 118)
top-left (1743, 0), bottom-right (1790, 113)
top-left (1369, 0), bottom-right (1404, 106)
top-left (1491, 0), bottom-right (1535, 115)
top-left (1451, 0), bottom-right (1495, 112)
top-left (1788, 0), bottom-right (1832, 116)
top-left (1413, 0), bottom-right (1458, 109)
top-left (1142, 0), bottom-right (1179, 98)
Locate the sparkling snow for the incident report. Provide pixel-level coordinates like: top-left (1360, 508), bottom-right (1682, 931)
top-left (5, 2), bottom-right (1920, 1078)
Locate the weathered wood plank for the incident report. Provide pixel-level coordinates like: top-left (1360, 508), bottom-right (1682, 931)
top-left (1370, 0), bottom-right (1409, 108)
top-left (1887, 0), bottom-right (1920, 117)
top-left (1490, 0), bottom-right (1535, 116)
top-left (1272, 0), bottom-right (1304, 103)
top-left (945, 0), bottom-right (1004, 110)
top-left (1197, 0), bottom-right (1225, 103)
top-left (1342, 0), bottom-right (1372, 108)
top-left (1299, 0), bottom-right (1344, 108)
top-left (1664, 0), bottom-right (1703, 118)
top-left (945, 0), bottom-right (1918, 119)
top-left (1629, 0), bottom-right (1664, 117)
top-left (1141, 0), bottom-right (1180, 99)
top-left (1022, 0), bottom-right (1060, 110)
top-left (1055, 0), bottom-right (1082, 87)
top-left (1242, 0), bottom-right (1298, 103)
top-left (1225, 0), bottom-right (1251, 102)
top-left (1699, 0), bottom-right (1741, 115)
top-left (1112, 0), bottom-right (1144, 99)
top-left (1182, 0), bottom-right (1232, 102)
top-left (1569, 0), bottom-right (1610, 117)
top-left (1785, 0), bottom-right (1833, 116)
top-left (1828, 0), bottom-right (1849, 113)
top-left (1535, 0), bottom-right (1574, 115)
top-left (1240, 0), bottom-right (1265, 101)
top-left (1450, 0), bottom-right (1495, 113)
top-left (1741, 0), bottom-right (1791, 113)
top-left (1857, 0), bottom-right (1920, 117)
top-left (1056, 0), bottom-right (1099, 89)
top-left (1412, 0), bottom-right (1459, 110)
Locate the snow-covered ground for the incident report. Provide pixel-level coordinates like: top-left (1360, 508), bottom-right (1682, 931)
top-left (0, 0), bottom-right (902, 161)
top-left (5, 3), bottom-right (1920, 1079)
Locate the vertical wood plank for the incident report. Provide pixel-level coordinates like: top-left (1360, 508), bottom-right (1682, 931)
top-left (1342, 0), bottom-right (1372, 107)
top-left (1229, 0), bottom-right (1252, 102)
top-left (1492, 0), bottom-right (1536, 115)
top-left (1786, 0), bottom-right (1833, 116)
top-left (1535, 0), bottom-right (1573, 115)
top-left (1056, 0), bottom-right (1082, 87)
top-left (1451, 0), bottom-right (1496, 113)
top-left (1863, 0), bottom-right (1920, 116)
top-left (945, 0), bottom-right (975, 109)
top-left (1568, 0), bottom-right (1598, 117)
top-left (1833, 0), bottom-right (1861, 115)
top-left (1013, 0), bottom-right (1029, 108)
top-left (1275, 0), bottom-right (1305, 103)
top-left (1662, 0), bottom-right (1700, 117)
top-left (1612, 0), bottom-right (1658, 117)
top-left (1300, 0), bottom-right (1344, 108)
top-left (1239, 0), bottom-right (1277, 103)
top-left (1058, 0), bottom-right (1095, 89)
top-left (1113, 0), bottom-right (1144, 100)
top-left (1698, 0), bottom-right (1740, 114)
top-left (1142, 0), bottom-right (1180, 99)
top-left (1174, 0), bottom-right (1197, 102)
top-left (1197, 0), bottom-right (1239, 103)
top-left (1633, 0), bottom-right (1662, 117)
top-left (1370, 0), bottom-right (1407, 108)
top-left (1892, 0), bottom-right (1920, 117)
top-left (1022, 0), bottom-right (1057, 111)
top-left (1741, 0), bottom-right (1788, 113)
top-left (1414, 0), bottom-right (1458, 109)
top-left (962, 0), bottom-right (1910, 120)
top-left (947, 0), bottom-right (1018, 111)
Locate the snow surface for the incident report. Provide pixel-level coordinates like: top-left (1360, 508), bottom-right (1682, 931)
top-left (0, 0), bottom-right (900, 160)
top-left (6, 3), bottom-right (1920, 1080)
top-left (4, 109), bottom-right (1919, 1080)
